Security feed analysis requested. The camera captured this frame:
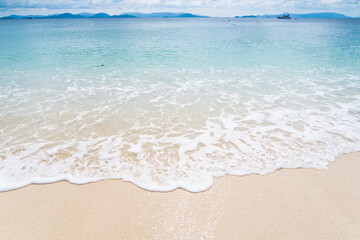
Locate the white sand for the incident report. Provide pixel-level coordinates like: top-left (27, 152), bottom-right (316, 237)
top-left (0, 152), bottom-right (359, 239)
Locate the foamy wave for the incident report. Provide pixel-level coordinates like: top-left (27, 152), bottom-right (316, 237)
top-left (0, 68), bottom-right (359, 192)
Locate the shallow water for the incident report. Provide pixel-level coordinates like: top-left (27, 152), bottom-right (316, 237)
top-left (0, 18), bottom-right (359, 191)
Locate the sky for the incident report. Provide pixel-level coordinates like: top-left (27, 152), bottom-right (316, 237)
top-left (0, 0), bottom-right (359, 17)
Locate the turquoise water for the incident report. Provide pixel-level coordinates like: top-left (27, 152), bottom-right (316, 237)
top-left (0, 18), bottom-right (359, 191)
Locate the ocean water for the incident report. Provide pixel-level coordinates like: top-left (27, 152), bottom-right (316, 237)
top-left (0, 18), bottom-right (359, 192)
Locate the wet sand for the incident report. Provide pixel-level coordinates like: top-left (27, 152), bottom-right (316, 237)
top-left (0, 152), bottom-right (359, 240)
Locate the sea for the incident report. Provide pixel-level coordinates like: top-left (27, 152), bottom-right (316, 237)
top-left (0, 18), bottom-right (359, 192)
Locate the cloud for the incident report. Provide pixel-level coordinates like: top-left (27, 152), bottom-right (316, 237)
top-left (0, 0), bottom-right (359, 9)
top-left (0, 0), bottom-right (359, 16)
top-left (0, 0), bottom-right (118, 9)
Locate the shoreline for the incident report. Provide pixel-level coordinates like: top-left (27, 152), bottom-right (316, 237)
top-left (2, 150), bottom-right (359, 193)
top-left (1, 152), bottom-right (359, 239)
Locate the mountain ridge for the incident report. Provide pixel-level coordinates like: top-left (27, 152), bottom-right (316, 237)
top-left (1, 12), bottom-right (208, 19)
top-left (0, 12), bottom-right (354, 19)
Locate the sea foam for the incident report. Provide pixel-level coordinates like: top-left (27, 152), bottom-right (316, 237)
top-left (0, 67), bottom-right (359, 192)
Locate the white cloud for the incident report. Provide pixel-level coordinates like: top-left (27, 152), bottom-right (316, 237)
top-left (0, 0), bottom-right (359, 16)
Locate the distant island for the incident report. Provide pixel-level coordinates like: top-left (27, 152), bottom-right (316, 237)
top-left (239, 15), bottom-right (257, 18)
top-left (238, 12), bottom-right (351, 18)
top-left (121, 12), bottom-right (208, 18)
top-left (1, 12), bottom-right (208, 19)
top-left (1, 11), bottom-right (354, 20)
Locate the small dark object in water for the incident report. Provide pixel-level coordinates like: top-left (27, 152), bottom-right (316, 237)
top-left (277, 14), bottom-right (291, 19)
top-left (101, 64), bottom-right (104, 66)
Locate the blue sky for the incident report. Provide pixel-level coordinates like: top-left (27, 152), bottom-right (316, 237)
top-left (0, 0), bottom-right (359, 17)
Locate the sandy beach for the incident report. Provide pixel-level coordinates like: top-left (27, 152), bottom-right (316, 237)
top-left (0, 152), bottom-right (358, 239)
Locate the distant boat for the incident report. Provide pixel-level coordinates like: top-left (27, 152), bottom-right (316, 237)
top-left (277, 14), bottom-right (291, 19)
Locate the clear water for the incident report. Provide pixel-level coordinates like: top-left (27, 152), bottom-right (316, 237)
top-left (0, 18), bottom-right (359, 191)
